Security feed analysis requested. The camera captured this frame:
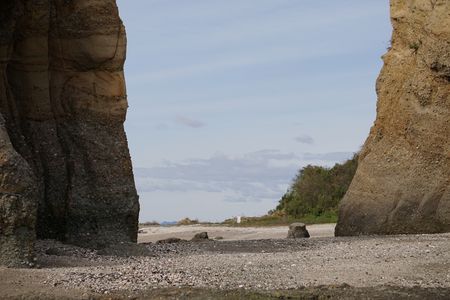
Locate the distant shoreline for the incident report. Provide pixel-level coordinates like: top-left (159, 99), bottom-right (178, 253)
top-left (137, 223), bottom-right (336, 243)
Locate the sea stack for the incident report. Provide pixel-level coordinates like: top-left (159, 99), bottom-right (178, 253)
top-left (0, 0), bottom-right (139, 266)
top-left (336, 0), bottom-right (450, 236)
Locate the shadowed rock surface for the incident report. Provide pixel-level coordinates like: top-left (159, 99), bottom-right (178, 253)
top-left (336, 0), bottom-right (450, 236)
top-left (191, 232), bottom-right (209, 241)
top-left (0, 0), bottom-right (139, 265)
top-left (0, 115), bottom-right (38, 267)
top-left (287, 223), bottom-right (310, 239)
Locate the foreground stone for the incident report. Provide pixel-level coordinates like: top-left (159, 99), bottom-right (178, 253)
top-left (336, 0), bottom-right (450, 236)
top-left (287, 223), bottom-right (310, 239)
top-left (157, 238), bottom-right (185, 244)
top-left (191, 232), bottom-right (209, 241)
top-left (0, 0), bottom-right (139, 265)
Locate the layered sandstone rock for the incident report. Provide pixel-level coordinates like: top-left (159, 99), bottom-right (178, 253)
top-left (0, 0), bottom-right (139, 265)
top-left (336, 0), bottom-right (450, 236)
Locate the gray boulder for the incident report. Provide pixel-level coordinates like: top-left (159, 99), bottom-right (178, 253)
top-left (287, 223), bottom-right (310, 239)
top-left (191, 232), bottom-right (209, 241)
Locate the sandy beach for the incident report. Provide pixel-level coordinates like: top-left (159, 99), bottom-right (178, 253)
top-left (138, 223), bottom-right (335, 243)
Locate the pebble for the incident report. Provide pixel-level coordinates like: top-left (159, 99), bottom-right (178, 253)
top-left (34, 233), bottom-right (450, 294)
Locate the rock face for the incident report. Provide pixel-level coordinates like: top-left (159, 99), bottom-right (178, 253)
top-left (0, 115), bottom-right (38, 267)
top-left (191, 232), bottom-right (209, 241)
top-left (336, 0), bottom-right (450, 236)
top-left (0, 0), bottom-right (139, 265)
top-left (287, 223), bottom-right (310, 239)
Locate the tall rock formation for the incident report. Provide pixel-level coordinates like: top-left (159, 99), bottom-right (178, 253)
top-left (0, 115), bottom-right (38, 267)
top-left (336, 0), bottom-right (450, 236)
top-left (0, 0), bottom-right (139, 265)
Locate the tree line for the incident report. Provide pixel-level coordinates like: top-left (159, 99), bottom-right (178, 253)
top-left (273, 153), bottom-right (359, 218)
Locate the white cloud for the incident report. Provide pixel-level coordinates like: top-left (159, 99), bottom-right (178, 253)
top-left (295, 135), bottom-right (314, 145)
top-left (134, 150), bottom-right (355, 204)
top-left (134, 150), bottom-right (299, 203)
top-left (175, 115), bottom-right (206, 128)
top-left (303, 152), bottom-right (354, 162)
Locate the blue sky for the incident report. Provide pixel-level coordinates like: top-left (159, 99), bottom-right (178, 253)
top-left (116, 0), bottom-right (392, 222)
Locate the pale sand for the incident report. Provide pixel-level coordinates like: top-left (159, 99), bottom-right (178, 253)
top-left (138, 223), bottom-right (335, 243)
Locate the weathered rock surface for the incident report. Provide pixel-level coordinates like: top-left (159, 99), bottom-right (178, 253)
top-left (191, 232), bottom-right (209, 241)
top-left (336, 0), bottom-right (450, 236)
top-left (0, 0), bottom-right (139, 265)
top-left (0, 115), bottom-right (38, 267)
top-left (287, 223), bottom-right (310, 239)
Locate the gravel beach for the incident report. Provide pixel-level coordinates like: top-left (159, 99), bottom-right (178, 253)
top-left (1, 225), bottom-right (449, 299)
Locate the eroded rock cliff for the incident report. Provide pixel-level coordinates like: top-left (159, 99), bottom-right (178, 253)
top-left (0, 0), bottom-right (139, 266)
top-left (336, 0), bottom-right (450, 236)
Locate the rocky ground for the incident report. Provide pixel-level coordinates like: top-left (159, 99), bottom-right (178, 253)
top-left (0, 226), bottom-right (449, 299)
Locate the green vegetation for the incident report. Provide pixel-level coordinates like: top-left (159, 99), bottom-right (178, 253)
top-left (177, 217), bottom-right (200, 225)
top-left (222, 214), bottom-right (294, 227)
top-left (409, 41), bottom-right (421, 53)
top-left (274, 153), bottom-right (359, 221)
top-left (139, 221), bottom-right (160, 227)
top-left (220, 153), bottom-right (358, 226)
top-left (142, 155), bottom-right (358, 228)
top-left (222, 211), bottom-right (337, 227)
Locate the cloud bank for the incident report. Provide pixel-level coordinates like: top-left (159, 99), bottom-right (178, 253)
top-left (134, 150), bottom-right (354, 204)
top-left (175, 115), bottom-right (206, 128)
top-left (295, 135), bottom-right (315, 145)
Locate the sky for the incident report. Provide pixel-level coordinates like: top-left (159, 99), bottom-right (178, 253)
top-left (116, 0), bottom-right (392, 222)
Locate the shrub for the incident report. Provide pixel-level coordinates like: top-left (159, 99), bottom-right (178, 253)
top-left (275, 153), bottom-right (358, 218)
top-left (139, 221), bottom-right (160, 227)
top-left (177, 217), bottom-right (199, 225)
top-left (409, 41), bottom-right (421, 53)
